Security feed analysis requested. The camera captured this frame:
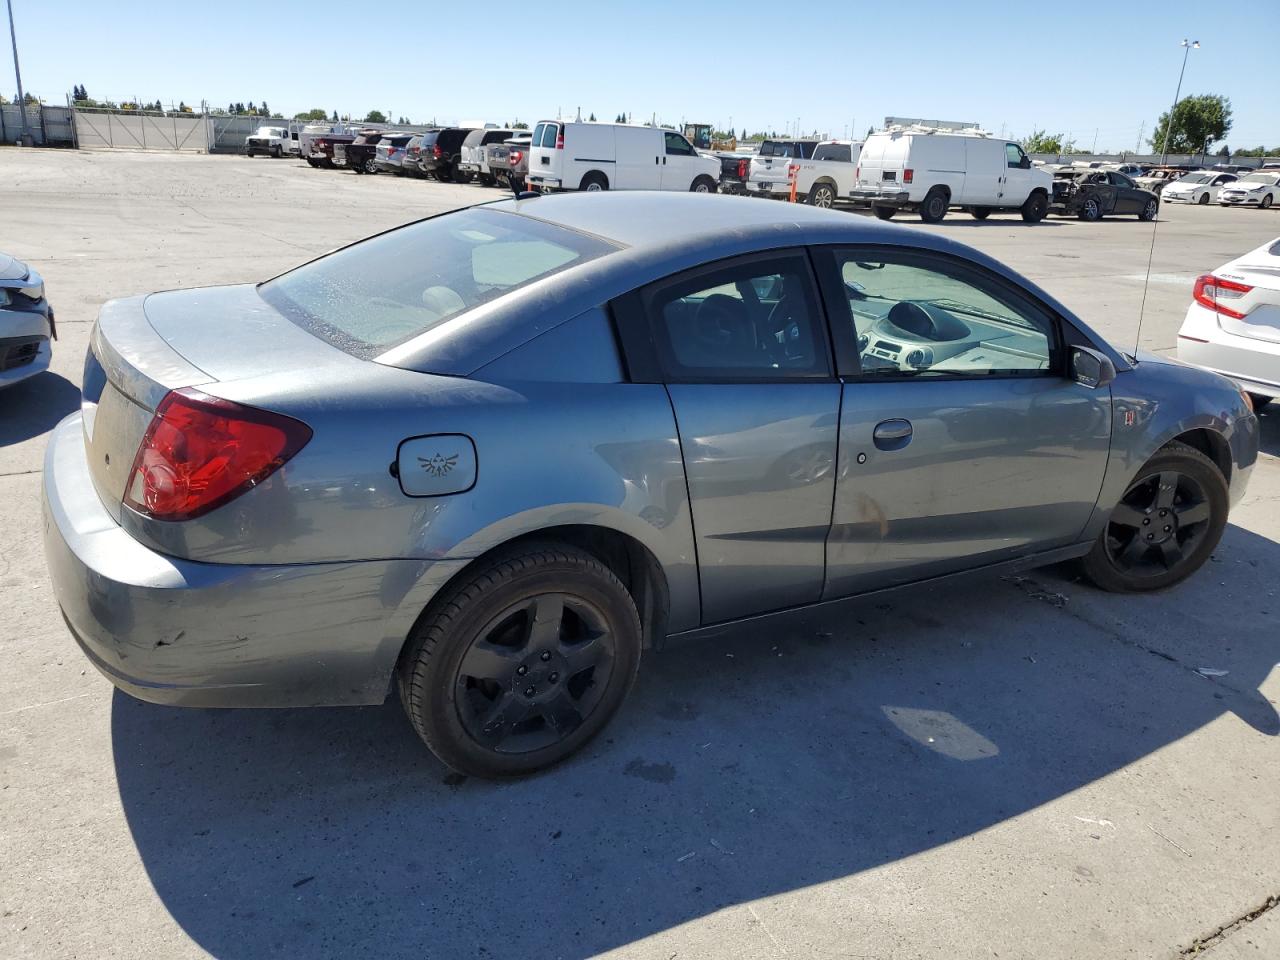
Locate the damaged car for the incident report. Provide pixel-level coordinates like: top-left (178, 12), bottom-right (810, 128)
top-left (1051, 169), bottom-right (1159, 222)
top-left (1, 251), bottom-right (55, 388)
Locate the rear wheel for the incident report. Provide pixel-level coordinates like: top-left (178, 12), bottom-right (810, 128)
top-left (397, 543), bottom-right (642, 778)
top-left (364, 157), bottom-right (378, 174)
top-left (1080, 443), bottom-right (1227, 592)
top-left (919, 188), bottom-right (949, 223)
top-left (970, 206), bottom-right (992, 220)
top-left (1139, 198), bottom-right (1159, 221)
top-left (1078, 196), bottom-right (1103, 221)
top-left (806, 181), bottom-right (836, 208)
top-left (246, 149), bottom-right (256, 158)
top-left (1020, 191), bottom-right (1048, 222)
top-left (691, 175), bottom-right (717, 194)
top-left (872, 205), bottom-right (896, 221)
top-left (580, 171), bottom-right (609, 192)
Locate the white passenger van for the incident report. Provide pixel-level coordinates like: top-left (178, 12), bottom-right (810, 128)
top-left (851, 124), bottom-right (1052, 223)
top-left (526, 121), bottom-right (722, 193)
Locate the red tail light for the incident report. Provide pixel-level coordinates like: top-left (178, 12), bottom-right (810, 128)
top-left (903, 168), bottom-right (914, 184)
top-left (855, 165), bottom-right (860, 180)
top-left (510, 150), bottom-right (523, 164)
top-left (433, 144), bottom-right (442, 158)
top-left (1193, 274), bottom-right (1252, 320)
top-left (124, 389), bottom-right (312, 521)
top-left (554, 128), bottom-right (564, 150)
top-left (737, 159), bottom-right (748, 178)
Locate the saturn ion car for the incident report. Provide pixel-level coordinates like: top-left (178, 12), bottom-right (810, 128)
top-left (1, 251), bottom-right (55, 388)
top-left (43, 193), bottom-right (1258, 777)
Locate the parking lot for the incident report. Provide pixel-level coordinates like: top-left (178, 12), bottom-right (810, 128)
top-left (2, 149), bottom-right (1279, 959)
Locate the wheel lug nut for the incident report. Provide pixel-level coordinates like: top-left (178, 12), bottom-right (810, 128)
top-left (524, 686), bottom-right (535, 697)
top-left (1143, 519), bottom-right (1150, 525)
top-left (540, 651), bottom-right (551, 662)
top-left (1164, 525), bottom-right (1171, 532)
top-left (516, 665), bottom-right (527, 676)
top-left (1147, 534), bottom-right (1154, 540)
top-left (549, 672), bottom-right (559, 683)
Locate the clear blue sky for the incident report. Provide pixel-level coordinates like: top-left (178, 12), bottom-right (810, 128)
top-left (8, 0), bottom-right (1276, 150)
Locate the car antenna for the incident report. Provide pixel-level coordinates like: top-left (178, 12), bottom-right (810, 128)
top-left (1133, 194), bottom-right (1162, 362)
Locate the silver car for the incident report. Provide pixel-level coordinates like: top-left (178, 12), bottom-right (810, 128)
top-left (1, 252), bottom-right (55, 388)
top-left (43, 194), bottom-right (1258, 777)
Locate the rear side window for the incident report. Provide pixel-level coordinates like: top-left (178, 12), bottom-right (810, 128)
top-left (813, 144), bottom-right (851, 162)
top-left (260, 209), bottom-right (617, 359)
top-left (483, 130), bottom-right (512, 144)
top-left (759, 141), bottom-right (790, 158)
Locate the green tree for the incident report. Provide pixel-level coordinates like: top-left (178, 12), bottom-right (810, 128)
top-left (364, 110), bottom-right (387, 123)
top-left (511, 121), bottom-right (528, 129)
top-left (1234, 145), bottom-right (1280, 158)
top-left (259, 101), bottom-right (270, 117)
top-left (331, 110), bottom-right (339, 122)
top-left (294, 108), bottom-right (329, 121)
top-left (1217, 145), bottom-right (1231, 157)
top-left (1150, 93), bottom-right (1232, 154)
top-left (588, 112), bottom-right (596, 121)
top-left (866, 125), bottom-right (875, 139)
top-left (1020, 129), bottom-right (1064, 154)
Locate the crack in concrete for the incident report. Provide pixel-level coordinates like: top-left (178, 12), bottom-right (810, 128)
top-left (0, 468), bottom-right (43, 478)
top-left (1179, 893), bottom-right (1278, 956)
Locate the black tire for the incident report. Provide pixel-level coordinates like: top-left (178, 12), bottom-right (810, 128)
top-left (1139, 198), bottom-right (1159, 221)
top-left (246, 149), bottom-right (256, 158)
top-left (479, 174), bottom-right (496, 187)
top-left (691, 175), bottom-right (717, 194)
top-left (271, 145), bottom-right (282, 159)
top-left (970, 206), bottom-right (992, 220)
top-left (1078, 196), bottom-right (1103, 222)
top-left (1197, 192), bottom-right (1210, 205)
top-left (397, 543), bottom-right (642, 778)
top-left (456, 170), bottom-right (475, 185)
top-left (919, 188), bottom-right (949, 223)
top-left (1020, 191), bottom-right (1048, 223)
top-left (364, 157), bottom-right (378, 175)
top-left (1262, 195), bottom-right (1274, 210)
top-left (580, 171), bottom-right (609, 192)
top-left (1080, 442), bottom-right (1228, 593)
top-left (306, 158), bottom-right (320, 168)
top-left (806, 181), bottom-right (836, 208)
top-left (352, 163), bottom-right (364, 174)
top-left (872, 205), bottom-right (897, 221)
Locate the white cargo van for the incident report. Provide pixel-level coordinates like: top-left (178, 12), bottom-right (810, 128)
top-left (851, 127), bottom-right (1052, 223)
top-left (526, 121), bottom-right (721, 193)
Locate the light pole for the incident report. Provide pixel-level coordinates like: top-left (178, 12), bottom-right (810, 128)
top-left (1161, 39), bottom-right (1199, 165)
top-left (6, 0), bottom-right (31, 144)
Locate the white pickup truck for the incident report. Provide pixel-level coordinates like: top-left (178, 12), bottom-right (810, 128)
top-left (744, 139), bottom-right (862, 207)
top-left (245, 125), bottom-right (297, 158)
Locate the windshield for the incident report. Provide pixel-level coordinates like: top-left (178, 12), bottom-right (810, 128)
top-left (1179, 174), bottom-right (1212, 184)
top-left (758, 141), bottom-right (794, 157)
top-left (1241, 173), bottom-right (1275, 184)
top-left (259, 208), bottom-right (616, 359)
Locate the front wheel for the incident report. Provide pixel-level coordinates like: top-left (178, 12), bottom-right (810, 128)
top-left (397, 544), bottom-right (642, 778)
top-left (1139, 198), bottom-right (1159, 221)
top-left (364, 157), bottom-right (378, 174)
top-left (1263, 195), bottom-right (1274, 210)
top-left (1020, 192), bottom-right (1048, 223)
top-left (691, 175), bottom-right (717, 194)
top-left (271, 145), bottom-right (282, 159)
top-left (1078, 196), bottom-right (1103, 222)
top-left (1080, 442), bottom-right (1228, 592)
top-left (1197, 192), bottom-right (1210, 205)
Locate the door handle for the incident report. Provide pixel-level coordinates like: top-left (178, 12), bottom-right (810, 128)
top-left (873, 419), bottom-right (912, 450)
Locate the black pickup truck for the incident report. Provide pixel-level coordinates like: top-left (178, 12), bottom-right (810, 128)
top-left (341, 130), bottom-right (390, 175)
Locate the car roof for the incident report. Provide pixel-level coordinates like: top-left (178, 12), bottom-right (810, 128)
top-left (378, 192), bottom-right (1115, 377)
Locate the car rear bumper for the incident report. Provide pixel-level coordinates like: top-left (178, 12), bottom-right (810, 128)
top-left (42, 412), bottom-right (468, 708)
top-left (849, 188), bottom-right (909, 208)
top-left (1178, 304), bottom-right (1280, 401)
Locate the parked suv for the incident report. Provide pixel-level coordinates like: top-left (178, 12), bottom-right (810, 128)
top-left (851, 126), bottom-right (1051, 222)
top-left (418, 127), bottom-right (478, 183)
top-left (343, 130), bottom-right (391, 175)
top-left (459, 129), bottom-right (517, 185)
top-left (374, 133), bottom-right (416, 173)
top-left (526, 121), bottom-right (720, 193)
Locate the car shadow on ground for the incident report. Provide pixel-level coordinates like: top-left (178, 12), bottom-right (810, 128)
top-left (0, 373), bottom-right (81, 447)
top-left (110, 523), bottom-right (1280, 959)
top-left (1256, 404), bottom-right (1278, 457)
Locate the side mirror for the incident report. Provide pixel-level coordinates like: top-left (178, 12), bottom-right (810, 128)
top-left (1021, 157), bottom-right (1032, 169)
top-left (1071, 346), bottom-right (1116, 389)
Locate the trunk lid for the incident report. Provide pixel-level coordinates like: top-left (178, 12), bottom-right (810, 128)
top-left (82, 285), bottom-right (350, 520)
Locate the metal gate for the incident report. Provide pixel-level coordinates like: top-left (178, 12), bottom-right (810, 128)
top-left (71, 107), bottom-right (209, 152)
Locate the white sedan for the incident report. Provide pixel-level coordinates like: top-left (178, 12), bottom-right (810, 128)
top-left (1177, 237), bottom-right (1280, 408)
top-left (1218, 172), bottom-right (1280, 209)
top-left (1162, 171), bottom-right (1238, 205)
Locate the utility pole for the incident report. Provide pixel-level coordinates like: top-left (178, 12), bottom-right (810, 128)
top-left (1091, 128), bottom-right (1098, 154)
top-left (1161, 39), bottom-right (1200, 164)
top-left (1136, 121), bottom-right (1144, 155)
top-left (6, 0), bottom-right (31, 144)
